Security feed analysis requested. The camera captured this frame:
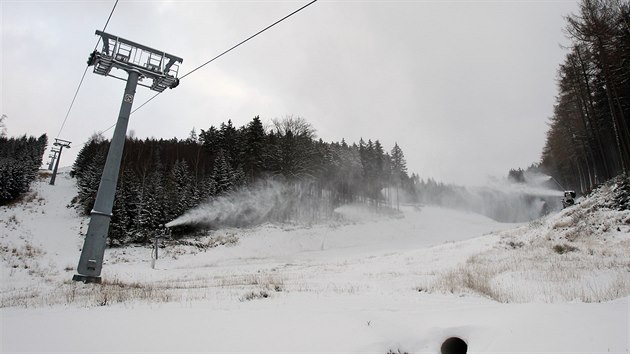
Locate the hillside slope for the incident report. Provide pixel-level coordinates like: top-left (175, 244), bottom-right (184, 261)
top-left (423, 176), bottom-right (630, 303)
top-left (1, 171), bottom-right (628, 353)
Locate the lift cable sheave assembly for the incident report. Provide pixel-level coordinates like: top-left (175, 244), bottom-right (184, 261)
top-left (88, 30), bottom-right (183, 91)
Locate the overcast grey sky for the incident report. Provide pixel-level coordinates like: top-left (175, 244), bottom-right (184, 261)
top-left (1, 0), bottom-right (579, 185)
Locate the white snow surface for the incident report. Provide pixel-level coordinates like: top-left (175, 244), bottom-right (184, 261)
top-left (1, 171), bottom-right (629, 353)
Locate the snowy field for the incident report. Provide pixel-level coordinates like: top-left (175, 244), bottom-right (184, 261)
top-left (1, 171), bottom-right (629, 353)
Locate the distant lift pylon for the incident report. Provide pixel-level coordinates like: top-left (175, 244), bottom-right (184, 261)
top-left (48, 147), bottom-right (61, 171)
top-left (49, 139), bottom-right (71, 185)
top-left (73, 30), bottom-right (183, 284)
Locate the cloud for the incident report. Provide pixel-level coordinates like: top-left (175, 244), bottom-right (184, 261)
top-left (2, 1), bottom-right (579, 185)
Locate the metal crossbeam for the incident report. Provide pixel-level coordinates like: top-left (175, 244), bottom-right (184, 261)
top-left (54, 138), bottom-right (72, 148)
top-left (90, 31), bottom-right (183, 92)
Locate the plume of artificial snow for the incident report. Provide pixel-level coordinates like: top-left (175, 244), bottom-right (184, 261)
top-left (166, 179), bottom-right (329, 229)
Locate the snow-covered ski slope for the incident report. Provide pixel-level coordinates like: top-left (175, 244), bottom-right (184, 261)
top-left (1, 171), bottom-right (628, 353)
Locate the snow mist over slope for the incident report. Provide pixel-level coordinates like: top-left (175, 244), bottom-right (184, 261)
top-left (171, 172), bottom-right (564, 230)
top-left (421, 172), bottom-right (564, 222)
top-left (467, 174), bottom-right (564, 221)
top-left (166, 179), bottom-right (332, 229)
top-left (166, 180), bottom-right (282, 228)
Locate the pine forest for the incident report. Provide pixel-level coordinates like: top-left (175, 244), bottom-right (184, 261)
top-left (71, 116), bottom-right (416, 244)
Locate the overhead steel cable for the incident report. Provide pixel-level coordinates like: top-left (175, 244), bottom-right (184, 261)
top-left (97, 0), bottom-right (318, 135)
top-left (55, 0), bottom-right (119, 139)
top-left (180, 0), bottom-right (318, 81)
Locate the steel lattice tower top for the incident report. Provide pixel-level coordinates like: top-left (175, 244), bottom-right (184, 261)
top-left (89, 30), bottom-right (183, 92)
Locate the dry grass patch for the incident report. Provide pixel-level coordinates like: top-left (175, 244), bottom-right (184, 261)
top-left (219, 273), bottom-right (285, 293)
top-left (1, 278), bottom-right (185, 308)
top-left (427, 235), bottom-right (630, 303)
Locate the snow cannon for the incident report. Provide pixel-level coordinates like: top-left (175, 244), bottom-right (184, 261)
top-left (151, 224), bottom-right (171, 269)
top-left (562, 190), bottom-right (576, 209)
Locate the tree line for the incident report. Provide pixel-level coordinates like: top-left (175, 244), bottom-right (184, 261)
top-left (541, 0), bottom-right (629, 193)
top-left (0, 133), bottom-right (48, 205)
top-left (71, 116), bottom-right (415, 244)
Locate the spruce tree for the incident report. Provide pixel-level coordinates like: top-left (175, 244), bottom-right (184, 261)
top-left (170, 159), bottom-right (194, 217)
top-left (219, 120), bottom-right (239, 168)
top-left (213, 150), bottom-right (234, 195)
top-left (243, 116), bottom-right (266, 180)
top-left (390, 143), bottom-right (408, 210)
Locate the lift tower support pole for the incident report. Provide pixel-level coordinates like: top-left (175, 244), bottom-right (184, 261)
top-left (48, 148), bottom-right (61, 170)
top-left (73, 71), bottom-right (139, 283)
top-left (49, 139), bottom-right (71, 185)
top-left (73, 30), bottom-right (182, 283)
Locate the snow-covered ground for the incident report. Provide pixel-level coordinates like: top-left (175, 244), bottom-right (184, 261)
top-left (1, 171), bottom-right (629, 353)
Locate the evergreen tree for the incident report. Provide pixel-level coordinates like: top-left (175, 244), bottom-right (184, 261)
top-left (188, 128), bottom-right (198, 143)
top-left (541, 0), bottom-right (630, 191)
top-left (242, 116), bottom-right (266, 180)
top-left (72, 138), bottom-right (107, 214)
top-left (109, 168), bottom-right (137, 244)
top-left (137, 168), bottom-right (166, 230)
top-left (200, 126), bottom-right (220, 156)
top-left (0, 114), bottom-right (6, 137)
top-left (169, 159), bottom-right (194, 218)
top-left (391, 143), bottom-right (408, 181)
top-left (219, 120), bottom-right (240, 168)
top-left (390, 143), bottom-right (408, 210)
top-left (508, 168), bottom-right (526, 183)
top-left (213, 150), bottom-right (234, 195)
top-left (0, 133), bottom-right (47, 205)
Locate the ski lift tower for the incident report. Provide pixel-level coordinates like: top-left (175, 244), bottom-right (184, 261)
top-left (47, 147), bottom-right (61, 170)
top-left (73, 31), bottom-right (183, 284)
top-left (49, 139), bottom-right (71, 185)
